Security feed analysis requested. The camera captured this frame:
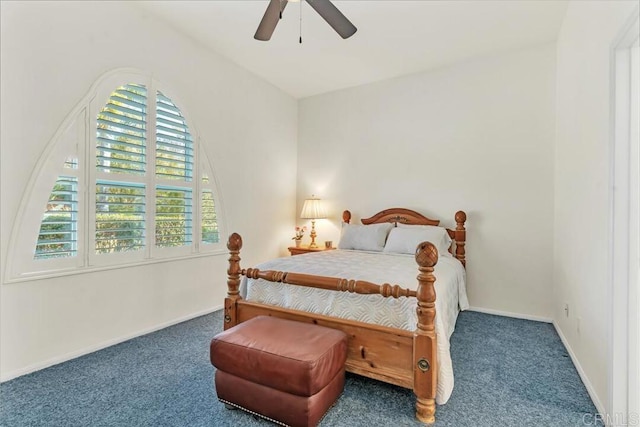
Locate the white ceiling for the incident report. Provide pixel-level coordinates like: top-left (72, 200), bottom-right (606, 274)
top-left (137, 1), bottom-right (569, 99)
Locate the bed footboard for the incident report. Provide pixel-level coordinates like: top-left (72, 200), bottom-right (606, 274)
top-left (224, 233), bottom-right (440, 425)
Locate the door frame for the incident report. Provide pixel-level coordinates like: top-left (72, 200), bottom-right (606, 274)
top-left (609, 7), bottom-right (639, 423)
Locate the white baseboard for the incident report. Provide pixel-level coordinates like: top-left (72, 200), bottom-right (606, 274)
top-left (0, 305), bottom-right (223, 383)
top-left (553, 320), bottom-right (606, 418)
top-left (468, 306), bottom-right (553, 323)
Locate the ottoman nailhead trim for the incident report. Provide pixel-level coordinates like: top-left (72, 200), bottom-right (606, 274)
top-left (219, 398), bottom-right (290, 427)
top-left (219, 392), bottom-right (344, 427)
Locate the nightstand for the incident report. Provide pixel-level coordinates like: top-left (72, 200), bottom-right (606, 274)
top-left (288, 245), bottom-right (336, 256)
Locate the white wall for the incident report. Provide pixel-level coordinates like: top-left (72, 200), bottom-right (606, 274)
top-left (0, 2), bottom-right (297, 379)
top-left (554, 0), bottom-right (639, 414)
top-left (298, 44), bottom-right (557, 319)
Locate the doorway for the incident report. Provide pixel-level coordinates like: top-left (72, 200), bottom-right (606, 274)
top-left (610, 10), bottom-right (639, 423)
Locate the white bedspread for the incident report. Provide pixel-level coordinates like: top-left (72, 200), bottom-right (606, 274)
top-left (240, 249), bottom-right (468, 404)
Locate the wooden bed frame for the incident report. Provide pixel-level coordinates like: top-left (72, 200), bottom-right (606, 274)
top-left (223, 208), bottom-right (467, 424)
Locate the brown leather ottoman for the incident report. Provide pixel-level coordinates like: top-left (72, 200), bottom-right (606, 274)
top-left (210, 316), bottom-right (348, 427)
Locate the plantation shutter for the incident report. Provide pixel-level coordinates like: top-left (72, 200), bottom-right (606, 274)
top-left (154, 91), bottom-right (194, 249)
top-left (201, 174), bottom-right (219, 244)
top-left (155, 91), bottom-right (193, 181)
top-left (95, 181), bottom-right (146, 253)
top-left (34, 176), bottom-right (78, 260)
top-left (95, 84), bottom-right (148, 255)
top-left (21, 75), bottom-right (225, 277)
top-left (155, 186), bottom-right (193, 248)
top-left (96, 84), bottom-right (147, 175)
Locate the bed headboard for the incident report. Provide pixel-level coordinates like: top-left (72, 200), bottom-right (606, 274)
top-left (342, 208), bottom-right (466, 267)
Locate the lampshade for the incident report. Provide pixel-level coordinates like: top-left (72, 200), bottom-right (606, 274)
top-left (300, 197), bottom-right (327, 219)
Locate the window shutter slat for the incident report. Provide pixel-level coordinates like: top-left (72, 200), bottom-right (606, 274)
top-left (157, 93), bottom-right (177, 104)
top-left (156, 134), bottom-right (193, 148)
top-left (156, 116), bottom-right (189, 131)
top-left (104, 102), bottom-right (146, 118)
top-left (111, 84), bottom-right (148, 105)
top-left (97, 118), bottom-right (145, 135)
top-left (155, 152), bottom-right (191, 164)
top-left (96, 155), bottom-right (145, 168)
top-left (97, 148), bottom-right (145, 159)
top-left (98, 111), bottom-right (146, 128)
top-left (97, 132), bottom-right (145, 146)
top-left (157, 107), bottom-right (187, 122)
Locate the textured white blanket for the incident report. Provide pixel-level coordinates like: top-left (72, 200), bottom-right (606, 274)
top-left (241, 249), bottom-right (468, 404)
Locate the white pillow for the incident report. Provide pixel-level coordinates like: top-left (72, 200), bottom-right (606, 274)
top-left (338, 223), bottom-right (394, 252)
top-left (383, 225), bottom-right (452, 256)
top-left (397, 223), bottom-right (453, 252)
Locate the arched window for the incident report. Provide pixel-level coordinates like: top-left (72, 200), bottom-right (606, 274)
top-left (7, 70), bottom-right (224, 280)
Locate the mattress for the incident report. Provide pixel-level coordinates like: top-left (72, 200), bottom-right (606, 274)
top-left (240, 249), bottom-right (468, 404)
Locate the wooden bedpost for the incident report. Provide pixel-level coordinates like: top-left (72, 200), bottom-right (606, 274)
top-left (224, 233), bottom-right (243, 330)
top-left (454, 211), bottom-right (466, 267)
top-left (413, 241), bottom-right (439, 424)
top-left (342, 210), bottom-right (351, 224)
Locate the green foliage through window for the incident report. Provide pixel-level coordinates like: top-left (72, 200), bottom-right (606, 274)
top-left (156, 91), bottom-right (193, 181)
top-left (202, 189), bottom-right (219, 244)
top-left (156, 186), bottom-right (192, 248)
top-left (95, 181), bottom-right (145, 254)
top-left (34, 176), bottom-right (78, 260)
top-left (96, 84), bottom-right (147, 176)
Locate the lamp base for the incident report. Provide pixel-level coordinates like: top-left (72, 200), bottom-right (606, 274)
top-left (309, 220), bottom-right (318, 248)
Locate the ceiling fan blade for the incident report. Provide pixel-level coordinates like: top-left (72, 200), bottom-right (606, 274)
top-left (254, 0), bottom-right (288, 41)
top-left (307, 0), bottom-right (357, 39)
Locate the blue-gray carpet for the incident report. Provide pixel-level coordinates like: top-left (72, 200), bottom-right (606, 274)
top-left (0, 311), bottom-right (599, 427)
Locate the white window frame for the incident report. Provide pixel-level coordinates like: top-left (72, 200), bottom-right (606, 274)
top-left (4, 69), bottom-right (225, 282)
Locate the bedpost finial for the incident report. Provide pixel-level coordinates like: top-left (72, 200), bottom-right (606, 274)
top-left (415, 241), bottom-right (438, 268)
top-left (342, 210), bottom-right (351, 224)
top-left (455, 211), bottom-right (466, 224)
top-left (227, 233), bottom-right (243, 251)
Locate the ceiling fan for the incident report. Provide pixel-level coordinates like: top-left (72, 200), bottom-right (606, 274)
top-left (254, 0), bottom-right (357, 41)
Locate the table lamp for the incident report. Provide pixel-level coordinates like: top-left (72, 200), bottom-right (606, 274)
top-left (300, 195), bottom-right (327, 248)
